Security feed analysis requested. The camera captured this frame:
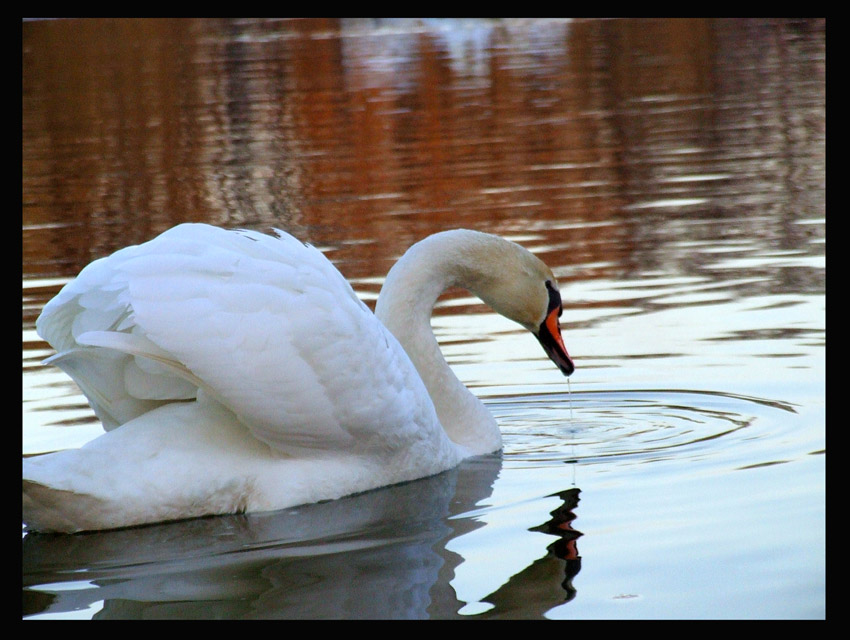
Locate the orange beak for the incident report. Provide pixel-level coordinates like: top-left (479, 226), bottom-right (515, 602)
top-left (537, 305), bottom-right (574, 376)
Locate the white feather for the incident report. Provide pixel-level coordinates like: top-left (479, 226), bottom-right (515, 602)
top-left (24, 223), bottom-right (570, 532)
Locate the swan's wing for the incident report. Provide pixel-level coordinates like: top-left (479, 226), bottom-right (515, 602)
top-left (37, 239), bottom-right (204, 430)
top-left (36, 224), bottom-right (437, 452)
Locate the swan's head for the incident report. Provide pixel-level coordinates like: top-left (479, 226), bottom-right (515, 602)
top-left (459, 233), bottom-right (575, 377)
top-left (378, 229), bottom-right (575, 378)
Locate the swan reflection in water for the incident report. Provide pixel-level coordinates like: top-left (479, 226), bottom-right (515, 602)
top-left (23, 455), bottom-right (583, 619)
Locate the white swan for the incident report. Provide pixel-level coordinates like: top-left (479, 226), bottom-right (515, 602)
top-left (23, 224), bottom-right (574, 533)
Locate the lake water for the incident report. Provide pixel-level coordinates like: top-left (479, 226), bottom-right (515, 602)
top-left (22, 18), bottom-right (825, 619)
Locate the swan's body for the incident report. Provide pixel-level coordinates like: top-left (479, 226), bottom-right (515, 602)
top-left (23, 224), bottom-right (573, 533)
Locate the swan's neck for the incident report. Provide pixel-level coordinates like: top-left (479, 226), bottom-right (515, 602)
top-left (375, 231), bottom-right (503, 455)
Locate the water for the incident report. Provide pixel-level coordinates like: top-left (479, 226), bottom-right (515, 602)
top-left (22, 18), bottom-right (825, 619)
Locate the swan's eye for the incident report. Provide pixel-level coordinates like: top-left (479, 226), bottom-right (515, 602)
top-left (544, 280), bottom-right (561, 316)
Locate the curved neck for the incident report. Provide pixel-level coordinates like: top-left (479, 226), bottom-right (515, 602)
top-left (374, 231), bottom-right (502, 455)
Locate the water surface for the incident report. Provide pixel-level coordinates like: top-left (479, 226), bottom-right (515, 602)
top-left (22, 18), bottom-right (825, 619)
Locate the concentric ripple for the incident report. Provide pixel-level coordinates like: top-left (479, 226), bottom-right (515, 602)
top-left (489, 389), bottom-right (797, 466)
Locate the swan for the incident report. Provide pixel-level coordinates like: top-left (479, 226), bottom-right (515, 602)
top-left (23, 224), bottom-right (574, 533)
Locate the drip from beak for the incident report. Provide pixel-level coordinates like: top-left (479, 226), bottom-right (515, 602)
top-left (536, 305), bottom-right (575, 377)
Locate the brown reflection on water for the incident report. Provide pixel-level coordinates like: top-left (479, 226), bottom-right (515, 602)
top-left (23, 18), bottom-right (824, 300)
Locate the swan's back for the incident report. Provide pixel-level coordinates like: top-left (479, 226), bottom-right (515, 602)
top-left (35, 224), bottom-right (446, 457)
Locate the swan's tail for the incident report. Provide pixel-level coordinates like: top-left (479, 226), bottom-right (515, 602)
top-left (23, 477), bottom-right (107, 534)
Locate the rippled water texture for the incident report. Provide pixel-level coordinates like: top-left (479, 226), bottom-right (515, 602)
top-left (22, 18), bottom-right (824, 619)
